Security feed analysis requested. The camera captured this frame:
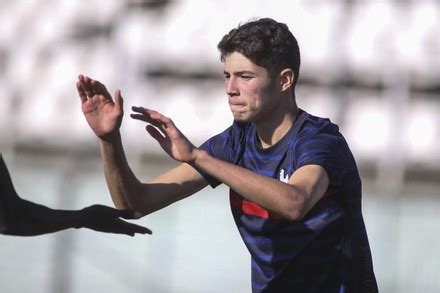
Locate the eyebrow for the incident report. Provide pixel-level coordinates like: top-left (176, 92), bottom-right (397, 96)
top-left (223, 70), bottom-right (256, 76)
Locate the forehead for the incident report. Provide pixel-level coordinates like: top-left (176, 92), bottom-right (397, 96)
top-left (223, 52), bottom-right (267, 74)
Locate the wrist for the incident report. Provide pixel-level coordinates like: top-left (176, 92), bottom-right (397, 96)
top-left (189, 149), bottom-right (208, 168)
top-left (75, 206), bottom-right (95, 229)
top-left (99, 130), bottom-right (121, 145)
top-left (71, 209), bottom-right (87, 229)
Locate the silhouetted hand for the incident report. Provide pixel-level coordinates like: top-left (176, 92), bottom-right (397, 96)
top-left (79, 204), bottom-right (152, 236)
top-left (0, 154), bottom-right (152, 237)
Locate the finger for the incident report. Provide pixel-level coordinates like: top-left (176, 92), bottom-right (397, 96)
top-left (146, 111), bottom-right (174, 130)
top-left (132, 224), bottom-right (153, 235)
top-left (84, 75), bottom-right (99, 95)
top-left (78, 76), bottom-right (95, 98)
top-left (131, 107), bottom-right (174, 129)
top-left (122, 221), bottom-right (152, 235)
top-left (114, 90), bottom-right (124, 112)
top-left (76, 81), bottom-right (88, 104)
top-left (77, 74), bottom-right (85, 83)
top-left (90, 79), bottom-right (112, 99)
top-left (131, 106), bottom-right (157, 116)
top-left (146, 125), bottom-right (166, 145)
top-left (130, 112), bottom-right (156, 124)
top-left (115, 219), bottom-right (153, 235)
top-left (130, 114), bottom-right (148, 121)
top-left (131, 107), bottom-right (163, 117)
top-left (108, 210), bottom-right (153, 235)
top-left (130, 114), bottom-right (164, 130)
top-left (131, 108), bottom-right (164, 129)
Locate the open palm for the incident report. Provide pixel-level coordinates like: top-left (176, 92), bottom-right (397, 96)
top-left (76, 75), bottom-right (123, 139)
top-left (131, 107), bottom-right (199, 163)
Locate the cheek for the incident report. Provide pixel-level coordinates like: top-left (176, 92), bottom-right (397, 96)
top-left (241, 81), bottom-right (273, 108)
top-left (250, 88), bottom-right (270, 107)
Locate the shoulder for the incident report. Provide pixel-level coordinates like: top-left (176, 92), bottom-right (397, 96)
top-left (292, 110), bottom-right (351, 164)
top-left (291, 110), bottom-right (347, 151)
top-left (293, 110), bottom-right (358, 186)
top-left (297, 110), bottom-right (340, 139)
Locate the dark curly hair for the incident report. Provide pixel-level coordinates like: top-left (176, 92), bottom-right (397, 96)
top-left (218, 18), bottom-right (301, 89)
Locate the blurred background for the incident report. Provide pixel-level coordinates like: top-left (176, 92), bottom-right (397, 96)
top-left (0, 0), bottom-right (439, 292)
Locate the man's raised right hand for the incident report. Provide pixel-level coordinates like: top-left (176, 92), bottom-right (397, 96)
top-left (76, 75), bottom-right (124, 141)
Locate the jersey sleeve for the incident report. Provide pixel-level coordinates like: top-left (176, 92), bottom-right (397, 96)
top-left (294, 124), bottom-right (351, 188)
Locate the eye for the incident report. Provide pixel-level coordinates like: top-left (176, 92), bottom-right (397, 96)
top-left (223, 75), bottom-right (230, 80)
top-left (241, 75), bottom-right (252, 80)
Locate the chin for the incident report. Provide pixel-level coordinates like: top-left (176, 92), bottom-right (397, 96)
top-left (232, 114), bottom-right (251, 123)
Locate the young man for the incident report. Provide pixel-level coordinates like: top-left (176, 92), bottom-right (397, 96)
top-left (0, 154), bottom-right (151, 236)
top-left (76, 18), bottom-right (377, 292)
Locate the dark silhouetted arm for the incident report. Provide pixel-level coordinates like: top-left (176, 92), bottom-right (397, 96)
top-left (0, 154), bottom-right (151, 237)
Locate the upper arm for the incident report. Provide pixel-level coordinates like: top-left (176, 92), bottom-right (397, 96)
top-left (287, 164), bottom-right (330, 219)
top-left (137, 163), bottom-right (209, 215)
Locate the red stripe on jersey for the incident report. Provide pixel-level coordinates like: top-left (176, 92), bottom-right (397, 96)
top-left (230, 190), bottom-right (283, 220)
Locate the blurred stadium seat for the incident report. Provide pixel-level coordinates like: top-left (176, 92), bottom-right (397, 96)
top-left (345, 1), bottom-right (397, 86)
top-left (404, 1), bottom-right (440, 88)
top-left (343, 93), bottom-right (392, 164)
top-left (404, 97), bottom-right (440, 167)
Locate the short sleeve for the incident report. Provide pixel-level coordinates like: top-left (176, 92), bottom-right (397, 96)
top-left (294, 130), bottom-right (350, 188)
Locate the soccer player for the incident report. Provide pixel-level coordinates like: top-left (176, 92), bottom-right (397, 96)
top-left (0, 154), bottom-right (151, 236)
top-left (76, 18), bottom-right (377, 292)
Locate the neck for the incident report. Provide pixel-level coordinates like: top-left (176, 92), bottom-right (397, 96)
top-left (256, 99), bottom-right (299, 149)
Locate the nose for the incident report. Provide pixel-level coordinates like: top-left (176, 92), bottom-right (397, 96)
top-left (225, 77), bottom-right (239, 97)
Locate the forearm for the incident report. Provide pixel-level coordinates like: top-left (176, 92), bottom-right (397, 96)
top-left (192, 150), bottom-right (306, 221)
top-left (99, 131), bottom-right (143, 210)
top-left (100, 134), bottom-right (207, 215)
top-left (3, 199), bottom-right (84, 236)
top-left (136, 163), bottom-right (207, 215)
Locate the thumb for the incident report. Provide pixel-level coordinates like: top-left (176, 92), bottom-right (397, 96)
top-left (146, 125), bottom-right (166, 146)
top-left (114, 90), bottom-right (124, 112)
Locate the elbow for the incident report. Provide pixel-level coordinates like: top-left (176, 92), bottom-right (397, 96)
top-left (284, 210), bottom-right (304, 222)
top-left (284, 198), bottom-right (308, 222)
top-left (114, 201), bottom-right (146, 218)
top-left (110, 191), bottom-right (136, 211)
top-left (110, 181), bottom-right (144, 211)
top-left (113, 201), bottom-right (130, 210)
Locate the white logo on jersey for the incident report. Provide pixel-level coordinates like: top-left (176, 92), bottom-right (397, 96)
top-left (279, 169), bottom-right (289, 183)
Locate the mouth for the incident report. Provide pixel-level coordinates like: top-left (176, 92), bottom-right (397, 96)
top-left (228, 100), bottom-right (246, 106)
top-left (229, 103), bottom-right (247, 112)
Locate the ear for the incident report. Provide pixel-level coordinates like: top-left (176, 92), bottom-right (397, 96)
top-left (279, 69), bottom-right (294, 92)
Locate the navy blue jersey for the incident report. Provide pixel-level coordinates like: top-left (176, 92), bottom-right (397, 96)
top-left (198, 109), bottom-right (377, 293)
